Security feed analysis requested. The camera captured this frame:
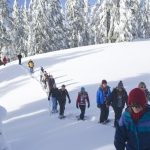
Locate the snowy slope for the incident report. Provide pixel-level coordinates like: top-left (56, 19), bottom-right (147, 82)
top-left (0, 41), bottom-right (150, 150)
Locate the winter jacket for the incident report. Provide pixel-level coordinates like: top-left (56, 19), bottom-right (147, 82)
top-left (114, 106), bottom-right (150, 150)
top-left (96, 86), bottom-right (111, 105)
top-left (3, 57), bottom-right (7, 65)
top-left (59, 89), bottom-right (71, 102)
top-left (28, 61), bottom-right (34, 68)
top-left (76, 91), bottom-right (90, 106)
top-left (48, 78), bottom-right (55, 89)
top-left (110, 88), bottom-right (128, 109)
top-left (48, 88), bottom-right (60, 100)
top-left (17, 54), bottom-right (22, 59)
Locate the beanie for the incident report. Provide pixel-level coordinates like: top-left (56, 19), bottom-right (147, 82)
top-left (102, 80), bottom-right (107, 85)
top-left (81, 87), bottom-right (85, 92)
top-left (128, 88), bottom-right (147, 108)
top-left (138, 82), bottom-right (146, 89)
top-left (118, 81), bottom-right (123, 88)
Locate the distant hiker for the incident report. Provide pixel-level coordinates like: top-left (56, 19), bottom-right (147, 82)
top-left (28, 59), bottom-right (34, 73)
top-left (97, 79), bottom-right (111, 124)
top-left (114, 88), bottom-right (150, 150)
top-left (48, 84), bottom-right (60, 113)
top-left (58, 85), bottom-right (71, 119)
top-left (138, 81), bottom-right (150, 102)
top-left (76, 87), bottom-right (90, 120)
top-left (45, 73), bottom-right (51, 93)
top-left (17, 53), bottom-right (22, 65)
top-left (40, 67), bottom-right (44, 82)
top-left (2, 56), bottom-right (7, 66)
top-left (42, 71), bottom-right (49, 89)
top-left (110, 81), bottom-right (128, 127)
top-left (48, 75), bottom-right (55, 92)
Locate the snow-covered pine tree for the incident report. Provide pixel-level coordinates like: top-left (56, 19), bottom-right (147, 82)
top-left (90, 0), bottom-right (112, 44)
top-left (0, 0), bottom-right (12, 59)
top-left (90, 0), bottom-right (102, 44)
top-left (115, 0), bottom-right (140, 42)
top-left (12, 0), bottom-right (25, 57)
top-left (109, 0), bottom-right (131, 42)
top-left (27, 0), bottom-right (67, 55)
top-left (128, 0), bottom-right (140, 39)
top-left (65, 0), bottom-right (89, 47)
top-left (26, 0), bottom-right (36, 56)
top-left (140, 0), bottom-right (150, 38)
top-left (44, 0), bottom-right (69, 51)
top-left (21, 0), bottom-right (29, 57)
top-left (107, 0), bottom-right (121, 43)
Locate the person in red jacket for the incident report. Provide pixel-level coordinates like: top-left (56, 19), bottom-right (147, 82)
top-left (76, 87), bottom-right (90, 120)
top-left (2, 56), bottom-right (7, 65)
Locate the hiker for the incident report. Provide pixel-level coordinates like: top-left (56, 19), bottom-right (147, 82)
top-left (114, 88), bottom-right (150, 149)
top-left (17, 53), bottom-right (22, 65)
top-left (96, 80), bottom-right (111, 123)
top-left (110, 81), bottom-right (128, 127)
top-left (76, 87), bottom-right (90, 120)
top-left (28, 59), bottom-right (34, 73)
top-left (58, 85), bottom-right (71, 119)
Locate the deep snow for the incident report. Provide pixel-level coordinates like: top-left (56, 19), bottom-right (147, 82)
top-left (0, 41), bottom-right (150, 150)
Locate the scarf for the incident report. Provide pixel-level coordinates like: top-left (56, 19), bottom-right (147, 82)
top-left (131, 107), bottom-right (146, 121)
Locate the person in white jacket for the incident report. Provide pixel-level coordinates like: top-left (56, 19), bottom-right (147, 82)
top-left (0, 105), bottom-right (10, 150)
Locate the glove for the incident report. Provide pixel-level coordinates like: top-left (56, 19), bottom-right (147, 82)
top-left (76, 104), bottom-right (79, 109)
top-left (88, 103), bottom-right (90, 108)
top-left (48, 97), bottom-right (50, 101)
top-left (69, 100), bottom-right (71, 104)
top-left (97, 104), bottom-right (101, 108)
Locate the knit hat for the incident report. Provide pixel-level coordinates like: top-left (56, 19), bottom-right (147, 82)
top-left (62, 84), bottom-right (65, 87)
top-left (128, 88), bottom-right (147, 108)
top-left (138, 82), bottom-right (146, 89)
top-left (81, 87), bottom-right (85, 92)
top-left (102, 79), bottom-right (107, 85)
top-left (118, 81), bottom-right (123, 88)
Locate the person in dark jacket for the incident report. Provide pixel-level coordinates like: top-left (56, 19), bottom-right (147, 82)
top-left (76, 87), bottom-right (90, 120)
top-left (48, 75), bottom-right (55, 92)
top-left (40, 67), bottom-right (44, 82)
top-left (58, 85), bottom-right (71, 119)
top-left (110, 81), bottom-right (128, 127)
top-left (114, 88), bottom-right (150, 150)
top-left (97, 79), bottom-right (111, 123)
top-left (17, 53), bottom-right (22, 65)
top-left (48, 84), bottom-right (60, 113)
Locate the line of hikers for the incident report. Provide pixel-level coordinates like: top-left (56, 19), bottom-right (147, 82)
top-left (40, 67), bottom-right (90, 120)
top-left (39, 67), bottom-right (150, 124)
top-left (26, 64), bottom-right (150, 149)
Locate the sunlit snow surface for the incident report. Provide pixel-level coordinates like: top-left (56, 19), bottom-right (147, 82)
top-left (0, 41), bottom-right (150, 150)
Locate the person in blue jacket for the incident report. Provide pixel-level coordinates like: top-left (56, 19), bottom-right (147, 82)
top-left (114, 88), bottom-right (150, 150)
top-left (97, 79), bottom-right (111, 123)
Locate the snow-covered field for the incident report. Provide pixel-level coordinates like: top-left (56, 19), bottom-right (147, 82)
top-left (0, 41), bottom-right (150, 150)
